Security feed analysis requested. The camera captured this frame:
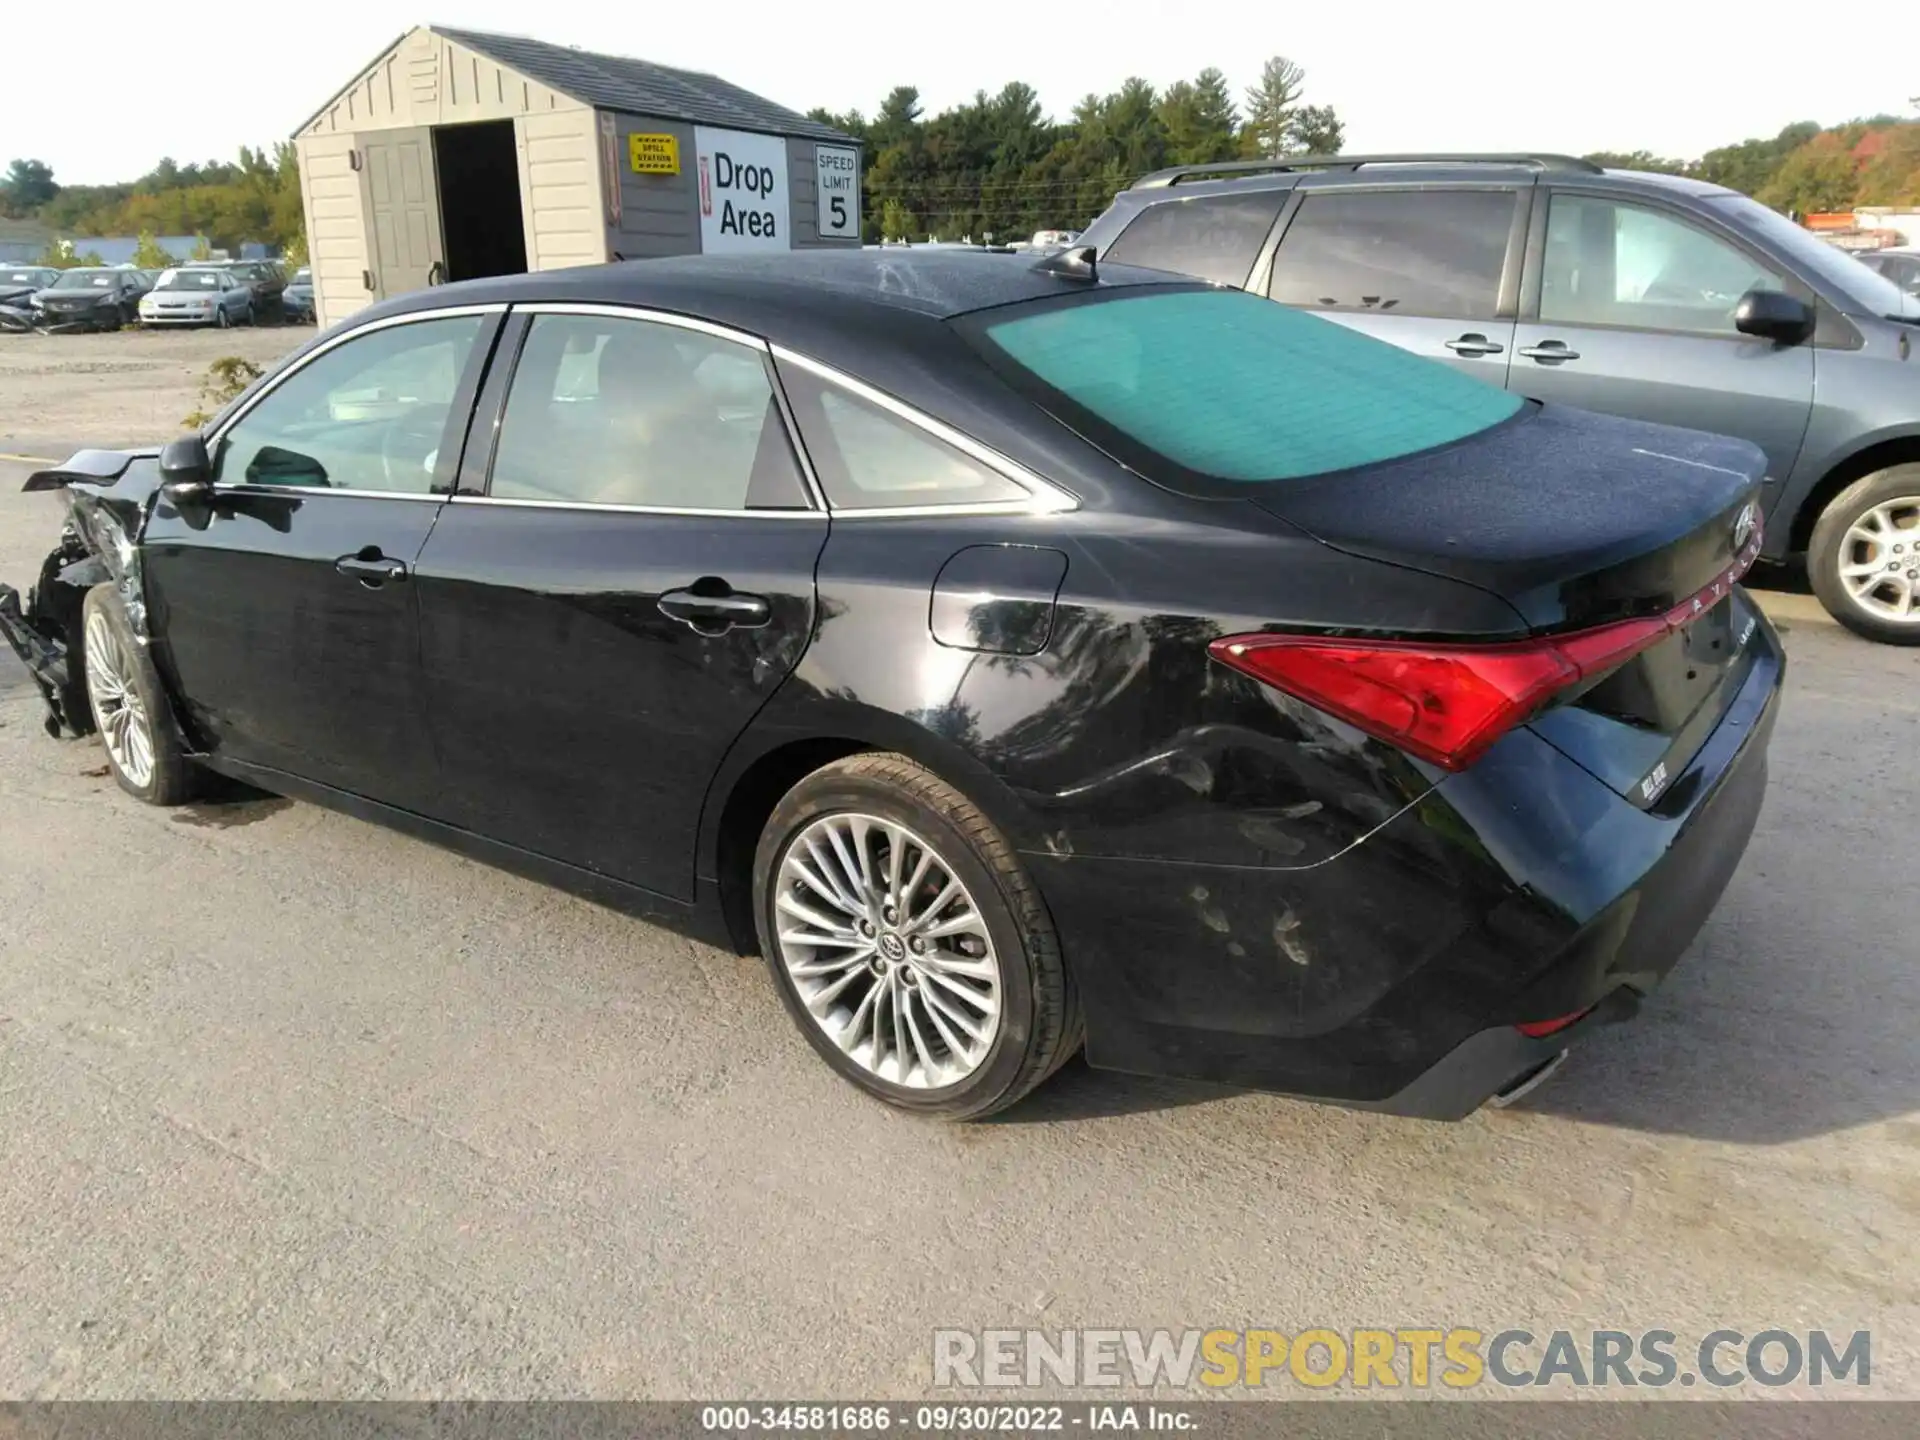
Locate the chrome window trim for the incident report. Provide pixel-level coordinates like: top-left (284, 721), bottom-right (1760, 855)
top-left (206, 303), bottom-right (507, 452)
top-left (448, 494), bottom-right (823, 520)
top-left (769, 345), bottom-right (1078, 517)
top-left (202, 304), bottom-right (505, 502)
top-left (213, 484), bottom-right (445, 503)
top-left (484, 301), bottom-right (831, 515)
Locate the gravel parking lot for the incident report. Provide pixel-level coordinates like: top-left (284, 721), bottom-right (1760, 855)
top-left (0, 328), bottom-right (1916, 1400)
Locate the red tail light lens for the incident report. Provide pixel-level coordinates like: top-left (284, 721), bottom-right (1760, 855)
top-left (1517, 1007), bottom-right (1595, 1038)
top-left (1211, 512), bottom-right (1764, 772)
top-left (1208, 628), bottom-right (1660, 772)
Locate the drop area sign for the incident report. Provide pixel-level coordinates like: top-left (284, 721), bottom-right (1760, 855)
top-left (695, 126), bottom-right (790, 254)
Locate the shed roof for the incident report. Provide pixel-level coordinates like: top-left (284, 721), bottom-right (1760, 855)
top-left (432, 26), bottom-right (860, 145)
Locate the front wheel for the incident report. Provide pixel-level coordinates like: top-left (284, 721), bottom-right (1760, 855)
top-left (753, 753), bottom-right (1082, 1119)
top-left (244, 302), bottom-right (256, 327)
top-left (215, 305), bottom-right (231, 329)
top-left (80, 586), bottom-right (200, 806)
top-left (1809, 464), bottom-right (1920, 644)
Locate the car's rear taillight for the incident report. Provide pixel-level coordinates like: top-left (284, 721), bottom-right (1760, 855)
top-left (1210, 523), bottom-right (1762, 773)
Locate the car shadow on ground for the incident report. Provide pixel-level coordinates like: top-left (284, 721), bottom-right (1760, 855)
top-left (985, 1054), bottom-right (1242, 1124)
top-left (168, 772), bottom-right (293, 829)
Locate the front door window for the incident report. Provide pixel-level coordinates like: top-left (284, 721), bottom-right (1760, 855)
top-left (211, 315), bottom-right (485, 493)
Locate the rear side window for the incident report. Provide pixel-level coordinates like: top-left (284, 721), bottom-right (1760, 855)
top-left (970, 287), bottom-right (1522, 486)
top-left (778, 363), bottom-right (1030, 511)
top-left (1104, 191), bottom-right (1286, 286)
top-left (1267, 189), bottom-right (1516, 320)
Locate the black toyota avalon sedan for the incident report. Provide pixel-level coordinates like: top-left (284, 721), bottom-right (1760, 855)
top-left (0, 249), bottom-right (1781, 1120)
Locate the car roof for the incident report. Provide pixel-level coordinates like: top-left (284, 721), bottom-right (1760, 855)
top-left (1108, 158), bottom-right (1740, 209)
top-left (386, 248), bottom-right (1176, 337)
top-left (363, 249), bottom-right (1189, 411)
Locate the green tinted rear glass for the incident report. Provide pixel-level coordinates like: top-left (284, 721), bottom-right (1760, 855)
top-left (980, 288), bottom-right (1522, 482)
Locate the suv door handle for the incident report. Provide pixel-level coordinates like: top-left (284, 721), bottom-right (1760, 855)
top-left (335, 551), bottom-right (409, 586)
top-left (1444, 333), bottom-right (1505, 356)
top-left (1519, 341), bottom-right (1581, 363)
top-left (658, 585), bottom-right (771, 633)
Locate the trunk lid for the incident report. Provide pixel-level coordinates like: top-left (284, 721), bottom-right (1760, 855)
top-left (1250, 405), bottom-right (1769, 803)
top-left (1249, 405), bottom-right (1765, 632)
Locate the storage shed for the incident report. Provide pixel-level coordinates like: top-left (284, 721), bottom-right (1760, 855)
top-left (293, 25), bottom-right (863, 328)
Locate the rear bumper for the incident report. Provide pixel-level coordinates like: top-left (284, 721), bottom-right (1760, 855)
top-left (1027, 609), bottom-right (1783, 1117)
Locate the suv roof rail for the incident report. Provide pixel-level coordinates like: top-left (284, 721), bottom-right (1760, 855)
top-left (1130, 152), bottom-right (1605, 189)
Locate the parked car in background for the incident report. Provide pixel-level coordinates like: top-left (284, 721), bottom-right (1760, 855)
top-left (0, 251), bottom-right (1780, 1122)
top-left (224, 259), bottom-right (286, 315)
top-left (1, 266), bottom-right (60, 308)
top-left (1854, 247), bottom-right (1920, 297)
top-left (281, 266), bottom-right (315, 323)
top-left (1080, 152), bottom-right (1920, 644)
top-left (138, 267), bottom-right (256, 327)
top-left (30, 268), bottom-right (143, 330)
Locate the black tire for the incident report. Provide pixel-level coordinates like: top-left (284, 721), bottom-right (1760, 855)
top-left (1808, 464), bottom-right (1920, 645)
top-left (245, 302), bottom-right (256, 327)
top-left (753, 752), bottom-right (1082, 1119)
top-left (78, 585), bottom-right (200, 806)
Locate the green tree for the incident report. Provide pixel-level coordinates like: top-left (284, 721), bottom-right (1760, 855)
top-left (131, 230), bottom-right (177, 269)
top-left (1157, 71), bottom-right (1240, 165)
top-left (1, 158), bottom-right (58, 216)
top-left (1759, 135), bottom-right (1862, 214)
top-left (1242, 57), bottom-right (1305, 159)
top-left (189, 233), bottom-right (214, 261)
top-left (1289, 104), bottom-right (1345, 156)
top-left (880, 196), bottom-right (916, 242)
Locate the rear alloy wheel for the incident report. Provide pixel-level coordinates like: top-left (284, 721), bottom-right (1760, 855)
top-left (754, 753), bottom-right (1081, 1119)
top-left (1810, 464), bottom-right (1920, 644)
top-left (80, 585), bottom-right (199, 806)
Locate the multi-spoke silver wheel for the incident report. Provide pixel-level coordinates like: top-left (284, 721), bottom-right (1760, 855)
top-left (83, 609), bottom-right (155, 789)
top-left (1838, 496), bottom-right (1920, 623)
top-left (773, 812), bottom-right (1002, 1089)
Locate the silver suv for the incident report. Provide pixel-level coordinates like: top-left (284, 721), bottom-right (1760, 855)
top-left (1080, 153), bottom-right (1920, 644)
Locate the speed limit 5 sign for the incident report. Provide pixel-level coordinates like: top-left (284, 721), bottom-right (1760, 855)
top-left (815, 145), bottom-right (860, 239)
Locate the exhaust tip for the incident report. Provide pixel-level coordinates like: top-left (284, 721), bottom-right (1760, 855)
top-left (1488, 1049), bottom-right (1570, 1109)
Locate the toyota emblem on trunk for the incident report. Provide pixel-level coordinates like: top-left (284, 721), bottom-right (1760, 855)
top-left (1732, 502), bottom-right (1758, 553)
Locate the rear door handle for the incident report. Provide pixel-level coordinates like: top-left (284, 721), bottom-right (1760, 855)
top-left (1519, 341), bottom-right (1581, 363)
top-left (1444, 333), bottom-right (1505, 356)
top-left (658, 585), bottom-right (771, 633)
top-left (335, 551), bottom-right (409, 586)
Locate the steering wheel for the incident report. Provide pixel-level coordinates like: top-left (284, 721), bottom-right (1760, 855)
top-left (379, 409), bottom-right (445, 489)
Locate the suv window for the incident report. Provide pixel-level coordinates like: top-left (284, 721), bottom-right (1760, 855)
top-left (1104, 191), bottom-right (1286, 286)
top-left (779, 364), bottom-right (1031, 511)
top-left (490, 313), bottom-right (808, 511)
top-left (1268, 189), bottom-right (1515, 319)
top-left (212, 315), bottom-right (483, 492)
top-left (1540, 194), bottom-right (1785, 335)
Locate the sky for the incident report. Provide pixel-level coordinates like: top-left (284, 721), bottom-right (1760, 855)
top-left (4, 1), bottom-right (1909, 186)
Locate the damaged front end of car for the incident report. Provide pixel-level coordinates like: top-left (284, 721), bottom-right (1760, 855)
top-left (0, 449), bottom-right (162, 739)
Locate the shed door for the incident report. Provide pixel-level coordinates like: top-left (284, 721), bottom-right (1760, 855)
top-left (359, 128), bottom-right (443, 301)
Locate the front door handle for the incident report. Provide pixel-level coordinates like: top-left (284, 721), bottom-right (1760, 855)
top-left (335, 550), bottom-right (409, 587)
top-left (1518, 340), bottom-right (1581, 363)
top-left (658, 585), bottom-right (771, 634)
top-left (1444, 333), bottom-right (1505, 356)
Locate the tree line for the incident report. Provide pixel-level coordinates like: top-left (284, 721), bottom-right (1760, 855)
top-left (5, 63), bottom-right (1920, 258)
top-left (805, 56), bottom-right (1345, 242)
top-left (1587, 117), bottom-right (1920, 217)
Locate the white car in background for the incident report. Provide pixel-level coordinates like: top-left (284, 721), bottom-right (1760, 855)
top-left (138, 267), bottom-right (256, 328)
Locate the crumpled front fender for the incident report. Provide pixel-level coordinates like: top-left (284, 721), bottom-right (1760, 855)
top-left (0, 448), bottom-right (164, 737)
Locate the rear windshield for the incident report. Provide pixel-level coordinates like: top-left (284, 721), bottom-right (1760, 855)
top-left (969, 287), bottom-right (1522, 484)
